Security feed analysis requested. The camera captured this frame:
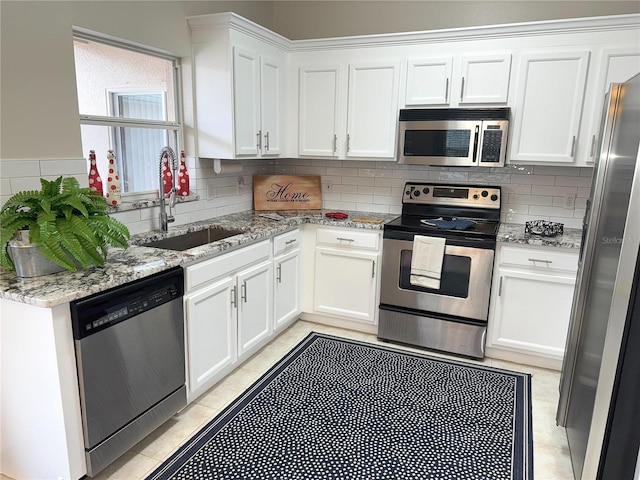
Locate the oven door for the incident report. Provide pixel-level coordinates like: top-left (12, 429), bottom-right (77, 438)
top-left (398, 120), bottom-right (482, 167)
top-left (380, 233), bottom-right (495, 321)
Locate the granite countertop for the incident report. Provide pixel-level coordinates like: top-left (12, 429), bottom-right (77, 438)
top-left (0, 209), bottom-right (397, 308)
top-left (498, 223), bottom-right (582, 250)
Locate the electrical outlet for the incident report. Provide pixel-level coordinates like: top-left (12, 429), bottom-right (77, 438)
top-left (324, 182), bottom-right (333, 193)
top-left (564, 194), bottom-right (575, 209)
top-left (237, 176), bottom-right (246, 195)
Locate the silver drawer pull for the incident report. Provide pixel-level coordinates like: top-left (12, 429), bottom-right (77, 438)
top-left (276, 264), bottom-right (282, 283)
top-left (336, 237), bottom-right (355, 242)
top-left (285, 239), bottom-right (297, 245)
top-left (231, 286), bottom-right (237, 307)
top-left (528, 258), bottom-right (553, 264)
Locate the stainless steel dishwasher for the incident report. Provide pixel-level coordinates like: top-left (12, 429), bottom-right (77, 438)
top-left (71, 266), bottom-right (186, 477)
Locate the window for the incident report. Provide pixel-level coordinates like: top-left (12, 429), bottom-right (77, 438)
top-left (73, 31), bottom-right (181, 197)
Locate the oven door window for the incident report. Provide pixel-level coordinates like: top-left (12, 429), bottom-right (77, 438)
top-left (399, 249), bottom-right (471, 298)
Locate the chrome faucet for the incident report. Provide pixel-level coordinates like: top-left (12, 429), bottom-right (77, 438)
top-left (159, 146), bottom-right (178, 232)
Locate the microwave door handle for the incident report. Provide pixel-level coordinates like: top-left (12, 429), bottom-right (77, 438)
top-left (472, 125), bottom-right (480, 163)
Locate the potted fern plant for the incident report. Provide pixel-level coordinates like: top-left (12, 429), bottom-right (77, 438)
top-left (0, 176), bottom-right (130, 277)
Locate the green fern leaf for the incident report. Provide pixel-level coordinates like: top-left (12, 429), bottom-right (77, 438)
top-left (38, 236), bottom-right (78, 271)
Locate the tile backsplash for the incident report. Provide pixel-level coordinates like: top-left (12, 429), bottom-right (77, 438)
top-left (0, 156), bottom-right (591, 235)
top-left (274, 159), bottom-right (591, 229)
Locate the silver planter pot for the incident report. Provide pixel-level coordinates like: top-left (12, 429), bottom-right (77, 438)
top-left (7, 230), bottom-right (66, 277)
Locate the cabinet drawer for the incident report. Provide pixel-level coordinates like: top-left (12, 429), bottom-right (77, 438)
top-left (186, 240), bottom-right (271, 291)
top-left (499, 246), bottom-right (578, 272)
top-left (273, 229), bottom-right (301, 256)
top-left (316, 228), bottom-right (379, 250)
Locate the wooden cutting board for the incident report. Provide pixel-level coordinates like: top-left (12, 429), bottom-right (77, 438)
top-left (352, 217), bottom-right (384, 224)
top-left (253, 175), bottom-right (322, 210)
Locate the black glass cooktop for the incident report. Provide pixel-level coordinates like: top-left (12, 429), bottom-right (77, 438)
top-left (384, 215), bottom-right (499, 239)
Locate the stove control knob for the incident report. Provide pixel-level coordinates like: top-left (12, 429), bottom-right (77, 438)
top-left (405, 190), bottom-right (411, 196)
top-left (413, 190), bottom-right (421, 197)
top-left (473, 194), bottom-right (479, 199)
top-left (481, 190), bottom-right (489, 197)
top-left (422, 187), bottom-right (430, 195)
top-left (491, 194), bottom-right (499, 201)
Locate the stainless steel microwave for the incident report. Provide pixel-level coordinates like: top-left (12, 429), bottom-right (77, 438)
top-left (398, 108), bottom-right (510, 167)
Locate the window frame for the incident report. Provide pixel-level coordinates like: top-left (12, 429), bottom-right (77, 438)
top-left (73, 28), bottom-right (183, 199)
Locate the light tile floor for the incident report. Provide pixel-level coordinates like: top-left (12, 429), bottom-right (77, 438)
top-left (1, 320), bottom-right (574, 480)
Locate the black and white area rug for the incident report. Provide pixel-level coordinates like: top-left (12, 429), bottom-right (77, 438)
top-left (146, 333), bottom-right (533, 480)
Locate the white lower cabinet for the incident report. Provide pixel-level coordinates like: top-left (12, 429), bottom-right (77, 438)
top-left (236, 260), bottom-right (272, 357)
top-left (312, 227), bottom-right (381, 325)
top-left (184, 276), bottom-right (236, 398)
top-left (273, 229), bottom-right (302, 333)
top-left (184, 240), bottom-right (272, 402)
top-left (487, 244), bottom-right (578, 369)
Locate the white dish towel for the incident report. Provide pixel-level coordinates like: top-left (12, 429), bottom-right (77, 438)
top-left (409, 235), bottom-right (446, 289)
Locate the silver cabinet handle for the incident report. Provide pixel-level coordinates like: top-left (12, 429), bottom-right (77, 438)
top-left (445, 78), bottom-right (449, 102)
top-left (570, 135), bottom-right (576, 157)
top-left (231, 285), bottom-right (237, 307)
top-left (498, 276), bottom-right (503, 297)
top-left (276, 264), bottom-right (282, 283)
top-left (264, 132), bottom-right (270, 152)
top-left (256, 130), bottom-right (262, 151)
top-left (241, 281), bottom-right (247, 303)
top-left (460, 77), bottom-right (465, 101)
top-left (590, 135), bottom-right (596, 157)
top-left (371, 260), bottom-right (376, 278)
top-left (347, 134), bottom-right (351, 152)
top-left (528, 258), bottom-right (553, 264)
top-left (285, 239), bottom-right (297, 245)
top-left (333, 134), bottom-right (338, 154)
top-left (336, 237), bottom-right (354, 242)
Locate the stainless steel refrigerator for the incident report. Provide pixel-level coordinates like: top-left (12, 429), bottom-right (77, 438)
top-left (556, 73), bottom-right (640, 480)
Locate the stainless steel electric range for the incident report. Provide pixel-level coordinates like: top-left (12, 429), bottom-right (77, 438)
top-left (378, 182), bottom-right (501, 359)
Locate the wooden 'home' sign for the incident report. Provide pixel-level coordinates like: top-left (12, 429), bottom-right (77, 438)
top-left (253, 175), bottom-right (322, 210)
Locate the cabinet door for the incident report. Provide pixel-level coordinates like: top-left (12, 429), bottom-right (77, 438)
top-left (510, 50), bottom-right (590, 164)
top-left (233, 46), bottom-right (261, 156)
top-left (314, 247), bottom-right (378, 323)
top-left (237, 260), bottom-right (272, 357)
top-left (490, 268), bottom-right (576, 358)
top-left (184, 276), bottom-right (236, 395)
top-left (459, 53), bottom-right (511, 104)
top-left (346, 62), bottom-right (400, 159)
top-left (299, 65), bottom-right (342, 157)
top-left (274, 249), bottom-right (301, 332)
top-left (260, 56), bottom-right (283, 156)
top-left (583, 48), bottom-right (640, 164)
top-left (405, 57), bottom-right (453, 106)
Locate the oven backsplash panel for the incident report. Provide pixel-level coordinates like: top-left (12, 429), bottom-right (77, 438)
top-left (273, 160), bottom-right (591, 229)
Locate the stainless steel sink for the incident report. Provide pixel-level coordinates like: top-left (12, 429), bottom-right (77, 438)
top-left (141, 227), bottom-right (244, 251)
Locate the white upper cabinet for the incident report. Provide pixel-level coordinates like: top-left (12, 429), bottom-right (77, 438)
top-left (188, 14), bottom-right (287, 159)
top-left (580, 48), bottom-right (640, 165)
top-left (509, 50), bottom-right (590, 164)
top-left (233, 47), bottom-right (261, 156)
top-left (405, 53), bottom-right (511, 106)
top-left (298, 65), bottom-right (342, 157)
top-left (346, 62), bottom-right (400, 158)
top-left (298, 60), bottom-right (399, 160)
top-left (405, 57), bottom-right (453, 105)
top-left (460, 54), bottom-right (512, 104)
